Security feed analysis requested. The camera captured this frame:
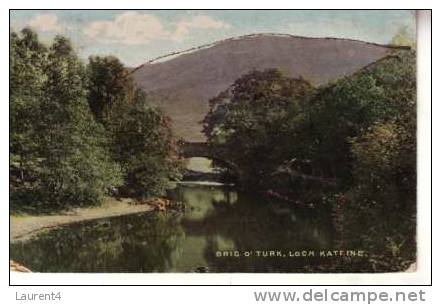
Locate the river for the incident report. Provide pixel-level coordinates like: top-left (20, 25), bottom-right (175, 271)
top-left (10, 181), bottom-right (344, 273)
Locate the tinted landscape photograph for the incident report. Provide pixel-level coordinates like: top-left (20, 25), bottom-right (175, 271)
top-left (10, 10), bottom-right (416, 273)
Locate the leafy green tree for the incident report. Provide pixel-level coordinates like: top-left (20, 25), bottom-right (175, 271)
top-left (302, 50), bottom-right (415, 185)
top-left (203, 51), bottom-right (415, 196)
top-left (10, 29), bottom-right (48, 202)
top-left (349, 51), bottom-right (416, 207)
top-left (10, 30), bottom-right (122, 208)
top-left (86, 56), bottom-right (135, 122)
top-left (203, 69), bottom-right (313, 187)
top-left (86, 56), bottom-right (183, 198)
top-left (335, 51), bottom-right (416, 272)
top-left (36, 36), bottom-right (122, 206)
top-left (11, 31), bottom-right (183, 208)
top-left (113, 99), bottom-right (183, 198)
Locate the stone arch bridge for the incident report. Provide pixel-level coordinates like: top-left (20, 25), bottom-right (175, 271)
top-left (178, 141), bottom-right (336, 185)
top-left (178, 141), bottom-right (236, 171)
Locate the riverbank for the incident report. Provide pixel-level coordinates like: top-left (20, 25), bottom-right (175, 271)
top-left (10, 198), bottom-right (153, 242)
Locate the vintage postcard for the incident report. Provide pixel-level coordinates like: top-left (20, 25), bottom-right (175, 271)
top-left (10, 10), bottom-right (418, 275)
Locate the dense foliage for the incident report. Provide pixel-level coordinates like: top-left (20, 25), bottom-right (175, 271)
top-left (203, 51), bottom-right (416, 271)
top-left (10, 29), bottom-right (182, 210)
top-left (87, 56), bottom-right (136, 122)
top-left (204, 51), bottom-right (415, 192)
top-left (86, 56), bottom-right (183, 199)
top-left (112, 101), bottom-right (183, 198)
top-left (203, 69), bottom-right (314, 187)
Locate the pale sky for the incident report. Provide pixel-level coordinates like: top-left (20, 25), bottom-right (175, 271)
top-left (10, 10), bottom-right (415, 67)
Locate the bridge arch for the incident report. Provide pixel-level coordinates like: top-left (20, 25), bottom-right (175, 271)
top-left (178, 141), bottom-right (239, 175)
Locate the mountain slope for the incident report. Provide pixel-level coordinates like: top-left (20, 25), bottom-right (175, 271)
top-left (131, 34), bottom-right (407, 141)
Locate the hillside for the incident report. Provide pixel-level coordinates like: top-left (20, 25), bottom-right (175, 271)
top-left (131, 34), bottom-right (406, 141)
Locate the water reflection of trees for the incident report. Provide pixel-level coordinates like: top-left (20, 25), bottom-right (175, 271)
top-left (11, 185), bottom-right (413, 273)
top-left (183, 186), bottom-right (416, 273)
top-left (181, 190), bottom-right (336, 272)
top-left (10, 213), bottom-right (185, 272)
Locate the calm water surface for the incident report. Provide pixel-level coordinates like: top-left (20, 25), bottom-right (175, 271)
top-left (11, 183), bottom-right (341, 272)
